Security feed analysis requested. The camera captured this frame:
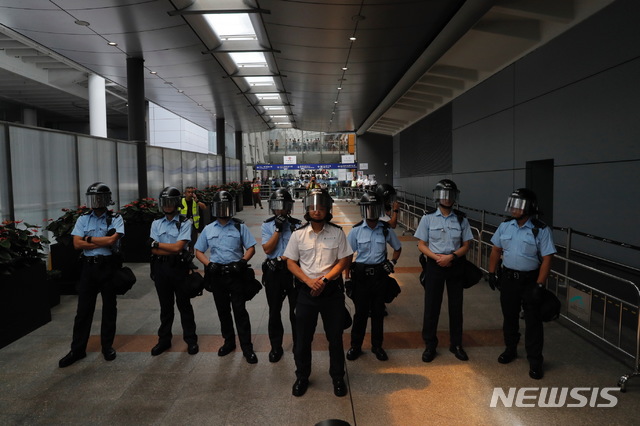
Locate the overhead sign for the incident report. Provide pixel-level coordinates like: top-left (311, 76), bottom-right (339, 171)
top-left (359, 163), bottom-right (368, 170)
top-left (283, 155), bottom-right (297, 164)
top-left (254, 162), bottom-right (357, 170)
top-left (341, 154), bottom-right (355, 164)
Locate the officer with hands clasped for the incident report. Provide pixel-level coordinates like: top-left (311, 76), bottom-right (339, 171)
top-left (59, 182), bottom-right (124, 368)
top-left (195, 190), bottom-right (259, 364)
top-left (261, 189), bottom-right (302, 363)
top-left (283, 189), bottom-right (353, 397)
top-left (345, 191), bottom-right (402, 362)
top-left (149, 186), bottom-right (199, 357)
top-left (416, 179), bottom-right (473, 363)
top-left (488, 188), bottom-right (556, 380)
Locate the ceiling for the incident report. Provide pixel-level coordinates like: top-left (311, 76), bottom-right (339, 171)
top-left (0, 0), bottom-right (614, 136)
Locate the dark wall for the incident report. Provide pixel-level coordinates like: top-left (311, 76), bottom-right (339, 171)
top-left (356, 132), bottom-right (393, 183)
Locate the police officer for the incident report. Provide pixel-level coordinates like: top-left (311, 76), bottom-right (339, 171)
top-left (261, 189), bottom-right (302, 363)
top-left (194, 190), bottom-right (259, 364)
top-left (59, 182), bottom-right (124, 368)
top-left (345, 191), bottom-right (402, 362)
top-left (283, 189), bottom-right (353, 397)
top-left (149, 186), bottom-right (198, 356)
top-left (488, 188), bottom-right (556, 380)
top-left (376, 183), bottom-right (400, 229)
top-left (416, 179), bottom-right (473, 363)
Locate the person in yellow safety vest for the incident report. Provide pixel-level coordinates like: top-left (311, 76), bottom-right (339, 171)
top-left (179, 187), bottom-right (208, 251)
top-left (306, 176), bottom-right (321, 190)
top-left (252, 178), bottom-right (263, 209)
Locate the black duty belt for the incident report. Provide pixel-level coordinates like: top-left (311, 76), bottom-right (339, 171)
top-left (152, 254), bottom-right (179, 263)
top-left (353, 262), bottom-right (383, 276)
top-left (82, 255), bottom-right (111, 264)
top-left (502, 266), bottom-right (538, 281)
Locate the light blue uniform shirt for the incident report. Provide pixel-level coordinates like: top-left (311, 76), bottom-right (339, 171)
top-left (261, 218), bottom-right (301, 259)
top-left (347, 221), bottom-right (402, 265)
top-left (71, 210), bottom-right (124, 257)
top-left (491, 218), bottom-right (557, 271)
top-left (195, 220), bottom-right (257, 264)
top-left (414, 209), bottom-right (473, 254)
top-left (150, 215), bottom-right (192, 244)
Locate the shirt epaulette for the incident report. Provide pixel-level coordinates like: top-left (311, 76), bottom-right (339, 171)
top-left (264, 216), bottom-right (276, 223)
top-left (353, 220), bottom-right (364, 228)
top-left (232, 218), bottom-right (245, 225)
top-left (289, 217), bottom-right (302, 225)
top-left (530, 218), bottom-right (547, 229)
top-left (294, 223), bottom-right (310, 231)
top-left (453, 209), bottom-right (466, 219)
top-left (327, 222), bottom-right (342, 229)
top-left (424, 206), bottom-right (437, 215)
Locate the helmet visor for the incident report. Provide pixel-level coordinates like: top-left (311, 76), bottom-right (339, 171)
top-left (212, 201), bottom-right (236, 218)
top-left (269, 199), bottom-right (294, 214)
top-left (304, 193), bottom-right (331, 212)
top-left (433, 189), bottom-right (457, 202)
top-left (159, 196), bottom-right (180, 209)
top-left (86, 193), bottom-right (111, 209)
top-left (359, 204), bottom-right (384, 220)
top-left (505, 196), bottom-right (529, 213)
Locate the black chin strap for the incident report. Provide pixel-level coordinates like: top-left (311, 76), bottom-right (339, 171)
top-left (310, 218), bottom-right (325, 223)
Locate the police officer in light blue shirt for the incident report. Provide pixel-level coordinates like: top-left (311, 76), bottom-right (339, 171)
top-left (261, 189), bottom-right (302, 363)
top-left (59, 182), bottom-right (124, 368)
top-left (195, 190), bottom-right (258, 363)
top-left (488, 188), bottom-right (556, 380)
top-left (149, 187), bottom-right (198, 357)
top-left (345, 191), bottom-right (402, 362)
top-left (415, 179), bottom-right (473, 363)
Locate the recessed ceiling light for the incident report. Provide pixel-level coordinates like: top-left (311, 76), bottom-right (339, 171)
top-left (150, 71), bottom-right (157, 74)
top-left (342, 67), bottom-right (348, 71)
top-left (178, 89), bottom-right (184, 93)
top-left (107, 41), bottom-right (118, 46)
top-left (350, 37), bottom-right (356, 41)
top-left (334, 101), bottom-right (338, 104)
top-left (337, 87), bottom-right (342, 90)
top-left (74, 20), bottom-right (90, 26)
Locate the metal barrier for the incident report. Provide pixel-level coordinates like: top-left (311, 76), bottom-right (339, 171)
top-left (395, 189), bottom-right (640, 391)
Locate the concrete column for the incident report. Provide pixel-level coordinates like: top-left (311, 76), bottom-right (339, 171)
top-left (127, 57), bottom-right (148, 198)
top-left (217, 118), bottom-right (226, 183)
top-left (88, 74), bottom-right (107, 137)
top-left (235, 131), bottom-right (243, 181)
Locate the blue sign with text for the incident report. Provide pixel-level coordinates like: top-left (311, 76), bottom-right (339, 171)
top-left (254, 162), bottom-right (357, 170)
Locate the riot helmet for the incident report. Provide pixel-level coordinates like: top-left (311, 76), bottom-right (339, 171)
top-left (158, 186), bottom-right (181, 210)
top-left (376, 183), bottom-right (397, 211)
top-left (359, 191), bottom-right (384, 220)
top-left (505, 188), bottom-right (538, 216)
top-left (269, 188), bottom-right (294, 215)
top-left (433, 179), bottom-right (459, 206)
top-left (303, 188), bottom-right (333, 222)
top-left (212, 190), bottom-right (236, 218)
top-left (86, 182), bottom-right (113, 209)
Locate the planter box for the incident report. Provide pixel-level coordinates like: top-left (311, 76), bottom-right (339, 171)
top-left (122, 222), bottom-right (152, 263)
top-left (243, 187), bottom-right (253, 206)
top-left (236, 193), bottom-right (244, 212)
top-left (0, 261), bottom-right (52, 349)
top-left (50, 241), bottom-right (81, 295)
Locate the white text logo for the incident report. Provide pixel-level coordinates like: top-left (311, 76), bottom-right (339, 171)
top-left (490, 387), bottom-right (620, 408)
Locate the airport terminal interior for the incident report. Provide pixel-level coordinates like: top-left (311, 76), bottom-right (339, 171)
top-left (1, 0), bottom-right (640, 424)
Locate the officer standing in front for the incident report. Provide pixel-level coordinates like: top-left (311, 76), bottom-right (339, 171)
top-left (376, 183), bottom-right (400, 229)
top-left (261, 189), bottom-right (302, 363)
top-left (416, 179), bottom-right (473, 363)
top-left (194, 190), bottom-right (259, 364)
top-left (59, 182), bottom-right (124, 368)
top-left (283, 189), bottom-right (353, 397)
top-left (487, 188), bottom-right (556, 380)
top-left (149, 186), bottom-right (199, 357)
top-left (345, 191), bottom-right (402, 362)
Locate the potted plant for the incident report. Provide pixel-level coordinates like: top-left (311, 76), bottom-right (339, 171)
top-left (0, 220), bottom-right (51, 349)
top-left (45, 206), bottom-right (92, 294)
top-left (242, 180), bottom-right (253, 206)
top-left (118, 198), bottom-right (161, 262)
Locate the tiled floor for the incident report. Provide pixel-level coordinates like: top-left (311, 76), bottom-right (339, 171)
top-left (1, 200), bottom-right (639, 425)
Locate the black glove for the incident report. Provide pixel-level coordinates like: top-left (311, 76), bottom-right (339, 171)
top-left (206, 262), bottom-right (219, 274)
top-left (487, 273), bottom-right (498, 291)
top-left (530, 283), bottom-right (544, 304)
top-left (232, 259), bottom-right (248, 273)
top-left (382, 259), bottom-right (395, 274)
top-left (106, 228), bottom-right (116, 237)
top-left (266, 258), bottom-right (278, 272)
top-left (274, 215), bottom-right (286, 232)
top-left (149, 239), bottom-right (159, 249)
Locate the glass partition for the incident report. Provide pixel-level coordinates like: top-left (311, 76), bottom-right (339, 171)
top-left (182, 151), bottom-right (197, 188)
top-left (117, 142), bottom-right (138, 207)
top-left (146, 146), bottom-right (164, 203)
top-left (78, 136), bottom-right (118, 207)
top-left (163, 148), bottom-right (182, 190)
top-left (196, 153), bottom-right (208, 189)
top-left (0, 124), bottom-right (9, 221)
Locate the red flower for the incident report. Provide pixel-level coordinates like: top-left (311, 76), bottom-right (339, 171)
top-left (32, 237), bottom-right (41, 243)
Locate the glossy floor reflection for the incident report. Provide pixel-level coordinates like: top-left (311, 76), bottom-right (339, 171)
top-left (1, 201), bottom-right (639, 425)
